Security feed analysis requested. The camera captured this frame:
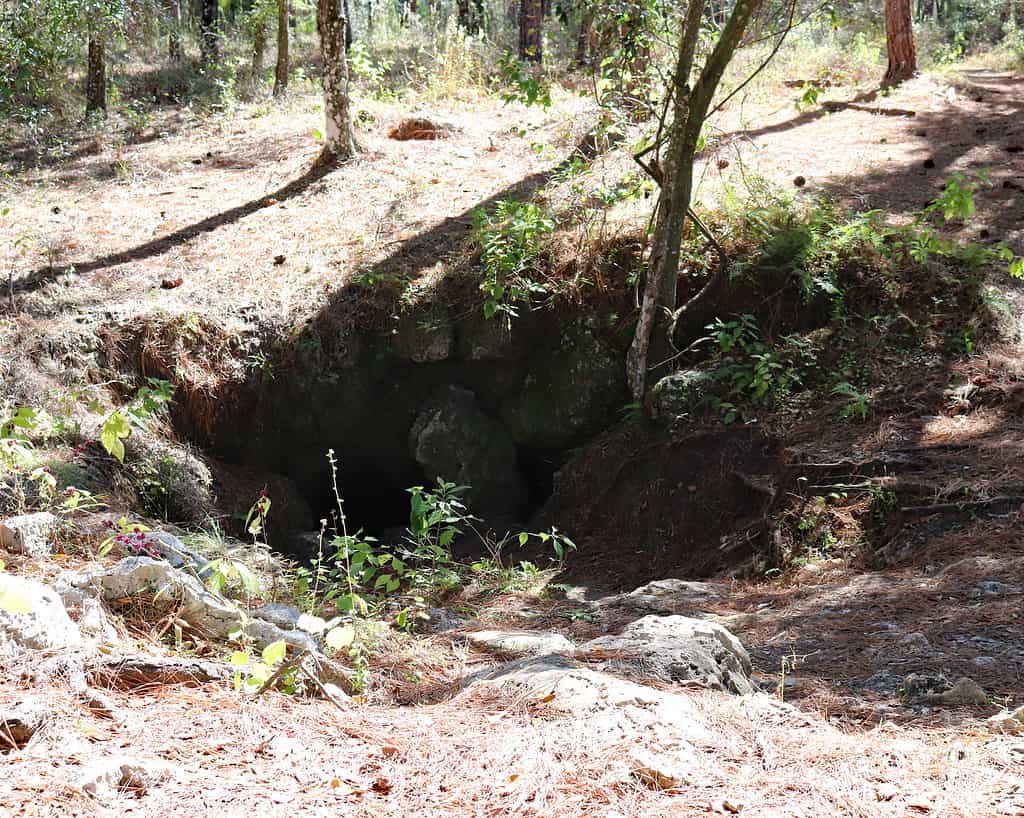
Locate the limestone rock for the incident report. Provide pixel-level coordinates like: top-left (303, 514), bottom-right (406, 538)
top-left (581, 614), bottom-right (755, 694)
top-left (901, 673), bottom-right (988, 706)
top-left (78, 756), bottom-right (173, 800)
top-left (464, 629), bottom-right (574, 655)
top-left (415, 607), bottom-right (470, 634)
top-left (897, 632), bottom-right (932, 653)
top-left (410, 386), bottom-right (524, 514)
top-left (0, 697), bottom-right (51, 749)
top-left (0, 573), bottom-right (83, 655)
top-left (136, 531), bottom-right (210, 575)
top-left (988, 705), bottom-right (1024, 735)
top-left (647, 369), bottom-right (716, 421)
top-left (597, 578), bottom-right (723, 616)
top-left (0, 512), bottom-right (59, 558)
top-left (393, 310), bottom-right (454, 363)
top-left (56, 557), bottom-right (312, 652)
top-left (501, 321), bottom-right (625, 449)
top-left (463, 654), bottom-right (711, 788)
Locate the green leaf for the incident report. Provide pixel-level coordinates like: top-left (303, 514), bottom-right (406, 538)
top-left (325, 624), bottom-right (355, 651)
top-left (229, 650), bottom-right (251, 667)
top-left (261, 639), bottom-right (287, 667)
top-left (100, 411), bottom-right (131, 462)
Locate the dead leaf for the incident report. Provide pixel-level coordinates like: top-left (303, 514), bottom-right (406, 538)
top-left (712, 798), bottom-right (744, 814)
top-left (876, 782), bottom-right (899, 802)
top-left (372, 777), bottom-right (392, 795)
top-left (539, 692), bottom-right (556, 703)
top-left (161, 277), bottom-right (184, 290)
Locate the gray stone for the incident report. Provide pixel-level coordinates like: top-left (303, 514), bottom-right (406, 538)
top-left (56, 557), bottom-right (312, 653)
top-left (464, 629), bottom-right (574, 655)
top-left (598, 578), bottom-right (723, 615)
top-left (0, 573), bottom-right (83, 655)
top-left (968, 580), bottom-right (1018, 599)
top-left (136, 532), bottom-right (210, 575)
top-left (252, 603), bottom-right (304, 629)
top-left (647, 369), bottom-right (716, 421)
top-left (501, 320), bottom-right (624, 449)
top-left (78, 756), bottom-right (173, 800)
top-left (0, 512), bottom-right (59, 558)
top-left (415, 607), bottom-right (469, 634)
top-left (581, 614), bottom-right (755, 694)
top-left (410, 386), bottom-right (524, 514)
top-left (393, 310), bottom-right (454, 363)
top-left (0, 697), bottom-right (51, 749)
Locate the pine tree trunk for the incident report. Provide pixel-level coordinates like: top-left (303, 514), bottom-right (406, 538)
top-left (168, 0), bottom-right (184, 61)
top-left (252, 20), bottom-right (266, 77)
top-left (86, 30), bottom-right (106, 115)
top-left (200, 0), bottom-right (220, 67)
top-left (318, 0), bottom-right (357, 161)
top-left (575, 4), bottom-right (594, 67)
top-left (274, 0), bottom-right (289, 95)
top-left (883, 0), bottom-right (917, 86)
top-left (519, 0), bottom-right (543, 62)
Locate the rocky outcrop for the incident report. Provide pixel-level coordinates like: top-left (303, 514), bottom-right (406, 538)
top-left (410, 386), bottom-right (524, 514)
top-left (463, 654), bottom-right (713, 789)
top-left (464, 629), bottom-right (574, 656)
top-left (0, 573), bottom-right (83, 654)
top-left (0, 512), bottom-right (59, 558)
top-left (581, 614), bottom-right (755, 694)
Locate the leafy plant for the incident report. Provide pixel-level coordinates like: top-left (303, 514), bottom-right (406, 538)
top-left (831, 381), bottom-right (870, 421)
top-left (473, 200), bottom-right (555, 323)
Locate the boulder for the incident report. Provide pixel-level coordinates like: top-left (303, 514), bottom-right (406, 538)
top-left (597, 578), bottom-right (723, 616)
top-left (464, 629), bottom-right (574, 656)
top-left (581, 614), bottom-right (755, 694)
top-left (0, 512), bottom-right (59, 558)
top-left (414, 607), bottom-right (470, 634)
top-left (393, 309), bottom-right (454, 363)
top-left (501, 320), bottom-right (625, 449)
top-left (463, 654), bottom-right (711, 789)
top-left (56, 557), bottom-right (315, 653)
top-left (410, 386), bottom-right (524, 514)
top-left (900, 673), bottom-right (988, 706)
top-left (646, 369), bottom-right (717, 421)
top-left (0, 573), bottom-right (83, 655)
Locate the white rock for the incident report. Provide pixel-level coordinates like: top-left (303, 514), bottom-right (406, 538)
top-left (0, 697), bottom-right (51, 748)
top-left (464, 655), bottom-right (712, 789)
top-left (581, 614), bottom-right (755, 694)
top-left (0, 573), bottom-right (83, 654)
top-left (464, 629), bottom-right (574, 655)
top-left (0, 512), bottom-right (59, 558)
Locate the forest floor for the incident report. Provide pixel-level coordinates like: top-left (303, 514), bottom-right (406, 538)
top-left (3, 67), bottom-right (1024, 816)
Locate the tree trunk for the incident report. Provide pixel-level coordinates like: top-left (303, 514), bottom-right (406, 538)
top-left (519, 0), bottom-right (543, 62)
top-left (86, 30), bottom-right (106, 115)
top-left (883, 0), bottom-right (917, 86)
top-left (252, 20), bottom-right (267, 77)
top-left (167, 0), bottom-right (184, 61)
top-left (200, 0), bottom-right (220, 67)
top-left (274, 0), bottom-right (289, 95)
top-left (318, 0), bottom-right (357, 161)
top-left (457, 0), bottom-right (483, 32)
top-left (626, 0), bottom-right (764, 401)
top-left (575, 3), bottom-right (594, 67)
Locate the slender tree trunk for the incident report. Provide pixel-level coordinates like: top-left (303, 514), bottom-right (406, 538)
top-left (318, 0), bottom-right (357, 161)
top-left (626, 0), bottom-right (764, 401)
top-left (274, 0), bottom-right (289, 95)
top-left (575, 3), bottom-right (594, 67)
top-left (457, 0), bottom-right (483, 32)
top-left (519, 0), bottom-right (543, 62)
top-left (883, 0), bottom-right (917, 86)
top-left (200, 0), bottom-right (220, 67)
top-left (252, 19), bottom-right (266, 76)
top-left (167, 0), bottom-right (184, 61)
top-left (86, 30), bottom-right (106, 115)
